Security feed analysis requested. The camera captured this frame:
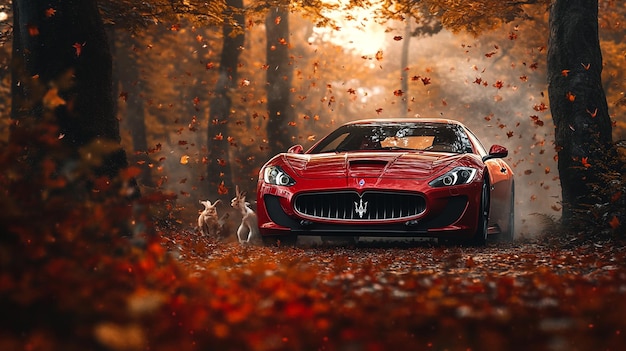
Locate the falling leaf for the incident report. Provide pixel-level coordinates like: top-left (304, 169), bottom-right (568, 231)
top-left (217, 181), bottom-right (229, 195)
top-left (493, 81), bottom-right (504, 89)
top-left (119, 91), bottom-right (128, 102)
top-left (393, 90), bottom-right (403, 97)
top-left (581, 157), bottom-right (591, 168)
top-left (581, 62), bottom-right (590, 70)
top-left (524, 169), bottom-right (533, 175)
top-left (45, 8), bottom-right (56, 17)
top-left (73, 42), bottom-right (86, 57)
top-left (393, 36), bottom-right (403, 41)
top-left (214, 133), bottom-right (224, 141)
top-left (586, 108), bottom-right (598, 118)
top-left (530, 115), bottom-right (544, 126)
top-left (375, 108), bottom-right (383, 114)
top-left (508, 32), bottom-right (518, 40)
top-left (545, 167), bottom-right (551, 174)
top-left (561, 69), bottom-right (570, 77)
top-left (206, 62), bottom-right (215, 70)
top-left (274, 16), bottom-right (281, 25)
top-left (566, 92), bottom-right (576, 102)
top-left (288, 121), bottom-right (297, 127)
top-left (421, 77), bottom-right (431, 85)
top-left (533, 103), bottom-right (548, 112)
top-left (611, 191), bottom-right (622, 203)
top-left (180, 155), bottom-right (190, 164)
top-left (609, 216), bottom-right (620, 229)
top-left (27, 24), bottom-right (39, 36)
top-left (217, 159), bottom-right (227, 166)
top-left (375, 50), bottom-right (383, 61)
top-left (43, 88), bottom-right (66, 109)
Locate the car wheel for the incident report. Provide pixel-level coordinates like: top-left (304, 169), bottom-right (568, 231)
top-left (262, 235), bottom-right (297, 247)
top-left (470, 178), bottom-right (489, 246)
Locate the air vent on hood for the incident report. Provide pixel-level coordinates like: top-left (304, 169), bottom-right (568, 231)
top-left (349, 159), bottom-right (388, 167)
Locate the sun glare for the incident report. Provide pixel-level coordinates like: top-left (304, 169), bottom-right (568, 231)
top-left (309, 0), bottom-right (387, 56)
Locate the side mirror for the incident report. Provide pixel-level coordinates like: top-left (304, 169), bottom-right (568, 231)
top-left (287, 144), bottom-right (304, 154)
top-left (482, 144), bottom-right (508, 162)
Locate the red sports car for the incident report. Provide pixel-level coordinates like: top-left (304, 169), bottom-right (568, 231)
top-left (256, 118), bottom-right (515, 246)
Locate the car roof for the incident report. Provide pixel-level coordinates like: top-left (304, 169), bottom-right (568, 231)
top-left (342, 118), bottom-right (464, 126)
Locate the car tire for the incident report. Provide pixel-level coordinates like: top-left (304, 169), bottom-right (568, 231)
top-left (262, 235), bottom-right (297, 247)
top-left (470, 178), bottom-right (489, 246)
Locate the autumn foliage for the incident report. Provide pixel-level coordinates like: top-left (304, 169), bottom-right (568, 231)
top-left (2, 115), bottom-right (626, 351)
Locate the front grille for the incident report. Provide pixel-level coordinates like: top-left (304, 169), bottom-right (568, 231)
top-left (294, 191), bottom-right (426, 221)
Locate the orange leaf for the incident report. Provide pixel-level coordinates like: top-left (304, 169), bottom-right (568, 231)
top-left (561, 69), bottom-right (570, 77)
top-left (45, 8), bottom-right (57, 17)
top-left (180, 155), bottom-right (190, 165)
top-left (73, 42), bottom-right (86, 57)
top-left (27, 24), bottom-right (39, 36)
top-left (566, 92), bottom-right (576, 102)
top-left (393, 36), bottom-right (403, 41)
top-left (217, 181), bottom-right (229, 195)
top-left (609, 216), bottom-right (620, 229)
top-left (611, 191), bottom-right (622, 203)
top-left (581, 157), bottom-right (591, 168)
top-left (43, 88), bottom-right (66, 109)
top-left (586, 108), bottom-right (598, 118)
top-left (375, 50), bottom-right (383, 61)
top-left (274, 16), bottom-right (281, 25)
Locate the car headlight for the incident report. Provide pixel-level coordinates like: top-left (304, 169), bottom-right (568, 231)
top-left (429, 167), bottom-right (477, 187)
top-left (263, 166), bottom-right (296, 186)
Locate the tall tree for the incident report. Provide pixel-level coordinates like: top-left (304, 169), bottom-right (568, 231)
top-left (265, 5), bottom-right (296, 156)
top-left (11, 0), bottom-right (129, 180)
top-left (547, 0), bottom-right (616, 226)
top-left (208, 0), bottom-right (245, 198)
top-left (401, 0), bottom-right (623, 230)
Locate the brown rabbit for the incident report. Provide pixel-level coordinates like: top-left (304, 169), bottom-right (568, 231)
top-left (198, 199), bottom-right (221, 237)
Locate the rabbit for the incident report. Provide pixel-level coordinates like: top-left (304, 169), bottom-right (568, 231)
top-left (198, 199), bottom-right (221, 237)
top-left (231, 186), bottom-right (261, 245)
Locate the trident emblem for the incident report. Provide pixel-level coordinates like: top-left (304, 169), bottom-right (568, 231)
top-left (354, 198), bottom-right (368, 218)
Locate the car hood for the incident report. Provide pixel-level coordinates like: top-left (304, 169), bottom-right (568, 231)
top-left (282, 152), bottom-right (466, 180)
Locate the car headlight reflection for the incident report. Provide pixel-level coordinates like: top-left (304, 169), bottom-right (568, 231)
top-left (429, 167), bottom-right (477, 187)
top-left (264, 166), bottom-right (296, 186)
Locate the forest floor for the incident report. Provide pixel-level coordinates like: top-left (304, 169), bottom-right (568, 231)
top-left (160, 229), bottom-right (626, 351)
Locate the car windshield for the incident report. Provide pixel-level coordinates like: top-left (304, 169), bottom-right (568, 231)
top-left (309, 122), bottom-right (474, 154)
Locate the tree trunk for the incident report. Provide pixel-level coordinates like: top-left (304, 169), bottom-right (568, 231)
top-left (11, 0), bottom-right (129, 179)
top-left (547, 0), bottom-right (613, 226)
top-left (117, 33), bottom-right (154, 187)
top-left (208, 0), bottom-right (245, 199)
top-left (265, 6), bottom-right (295, 156)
